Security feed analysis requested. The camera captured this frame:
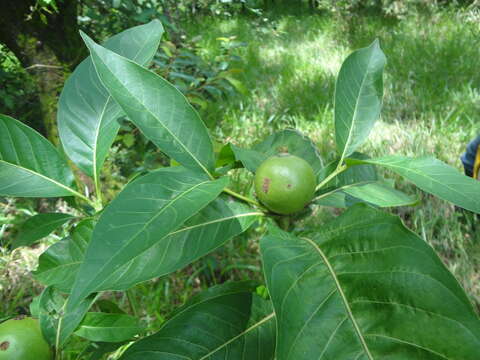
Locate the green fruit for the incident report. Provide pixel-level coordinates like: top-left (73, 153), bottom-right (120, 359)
top-left (0, 317), bottom-right (51, 360)
top-left (254, 153), bottom-right (316, 215)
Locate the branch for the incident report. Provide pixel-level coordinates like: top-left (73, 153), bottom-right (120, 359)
top-left (25, 64), bottom-right (62, 71)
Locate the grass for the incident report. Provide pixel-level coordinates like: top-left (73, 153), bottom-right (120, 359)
top-left (182, 7), bottom-right (480, 306)
top-left (1, 5), bottom-right (480, 358)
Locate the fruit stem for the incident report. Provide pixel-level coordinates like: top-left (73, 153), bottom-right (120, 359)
top-left (315, 163), bottom-right (347, 191)
top-left (223, 188), bottom-right (262, 208)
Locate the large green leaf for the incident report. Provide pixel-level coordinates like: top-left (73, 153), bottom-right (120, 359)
top-left (261, 204), bottom-right (480, 359)
top-left (347, 155), bottom-right (480, 213)
top-left (38, 286), bottom-right (96, 347)
top-left (0, 115), bottom-right (75, 197)
top-left (232, 129), bottom-right (323, 176)
top-left (34, 219), bottom-right (94, 293)
top-left (35, 197), bottom-right (260, 292)
top-left (316, 181), bottom-right (417, 208)
top-left (75, 313), bottom-right (142, 343)
top-left (58, 20), bottom-right (164, 179)
top-left (103, 195), bottom-right (261, 290)
top-left (315, 153), bottom-right (416, 208)
top-left (342, 181), bottom-right (417, 207)
top-left (67, 167), bottom-right (227, 310)
top-left (335, 40), bottom-right (386, 161)
top-left (120, 282), bottom-right (276, 360)
top-left (13, 212), bottom-right (75, 248)
top-left (80, 32), bottom-right (215, 176)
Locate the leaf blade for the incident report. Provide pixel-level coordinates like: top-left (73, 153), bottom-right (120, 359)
top-left (14, 213), bottom-right (75, 248)
top-left (119, 282), bottom-right (276, 360)
top-left (0, 115), bottom-right (75, 197)
top-left (34, 219), bottom-right (94, 292)
top-left (75, 313), bottom-right (142, 343)
top-left (347, 155), bottom-right (480, 213)
top-left (335, 40), bottom-right (386, 160)
top-left (341, 181), bottom-right (418, 207)
top-left (261, 204), bottom-right (480, 359)
top-left (57, 20), bottom-right (164, 178)
top-left (68, 167), bottom-right (227, 309)
top-left (80, 31), bottom-right (215, 176)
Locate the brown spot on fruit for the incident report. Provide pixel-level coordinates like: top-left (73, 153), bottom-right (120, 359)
top-left (0, 341), bottom-right (9, 351)
top-left (287, 184), bottom-right (292, 189)
top-left (262, 178), bottom-right (271, 193)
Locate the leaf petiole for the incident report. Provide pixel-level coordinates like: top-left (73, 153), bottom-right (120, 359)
top-left (223, 188), bottom-right (263, 208)
top-left (315, 163), bottom-right (347, 192)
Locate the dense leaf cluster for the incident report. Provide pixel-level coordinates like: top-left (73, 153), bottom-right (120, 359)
top-left (1, 19), bottom-right (480, 360)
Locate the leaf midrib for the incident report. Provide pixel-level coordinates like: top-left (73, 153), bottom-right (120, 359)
top-left (87, 37), bottom-right (212, 178)
top-left (302, 236), bottom-right (374, 360)
top-left (198, 313), bottom-right (275, 360)
top-left (371, 157), bottom-right (476, 202)
top-left (88, 179), bottom-right (215, 295)
top-left (339, 45), bottom-right (379, 162)
top-left (0, 160), bottom-right (76, 196)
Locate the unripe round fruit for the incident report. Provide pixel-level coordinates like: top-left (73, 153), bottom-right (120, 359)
top-left (254, 153), bottom-right (316, 215)
top-left (0, 317), bottom-right (52, 360)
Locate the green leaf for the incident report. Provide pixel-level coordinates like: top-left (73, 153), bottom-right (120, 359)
top-left (261, 204), bottom-right (480, 360)
top-left (216, 143), bottom-right (236, 168)
top-left (101, 195), bottom-right (261, 290)
top-left (316, 183), bottom-right (417, 208)
top-left (58, 20), bottom-right (164, 179)
top-left (233, 129), bottom-right (323, 175)
top-left (315, 153), bottom-right (417, 208)
top-left (335, 40), bottom-right (386, 161)
top-left (342, 181), bottom-right (418, 207)
top-left (315, 191), bottom-right (348, 208)
top-left (13, 212), bottom-right (75, 248)
top-left (119, 282), bottom-right (276, 360)
top-left (347, 155), bottom-right (480, 213)
top-left (34, 219), bottom-right (94, 292)
top-left (36, 197), bottom-right (260, 293)
top-left (38, 286), bottom-right (96, 347)
top-left (0, 114), bottom-right (75, 197)
top-left (75, 313), bottom-right (142, 342)
top-left (80, 32), bottom-right (215, 176)
top-left (224, 76), bottom-right (248, 96)
top-left (95, 300), bottom-right (125, 315)
top-left (67, 167), bottom-right (227, 309)
top-left (231, 145), bottom-right (265, 172)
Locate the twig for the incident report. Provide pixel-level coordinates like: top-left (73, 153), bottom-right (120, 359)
top-left (25, 64), bottom-right (62, 71)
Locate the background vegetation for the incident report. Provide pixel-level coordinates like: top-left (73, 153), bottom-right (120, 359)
top-left (1, 0), bottom-right (479, 357)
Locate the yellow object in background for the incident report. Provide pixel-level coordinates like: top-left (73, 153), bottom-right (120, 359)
top-left (474, 146), bottom-right (480, 180)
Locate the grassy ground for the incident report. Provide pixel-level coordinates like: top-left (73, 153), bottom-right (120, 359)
top-left (1, 5), bottom-right (480, 357)
top-left (183, 7), bottom-right (480, 306)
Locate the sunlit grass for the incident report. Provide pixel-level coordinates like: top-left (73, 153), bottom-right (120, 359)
top-left (184, 8), bottom-right (480, 308)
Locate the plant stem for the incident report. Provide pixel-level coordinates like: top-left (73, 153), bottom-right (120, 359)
top-left (315, 163), bottom-right (347, 191)
top-left (55, 317), bottom-right (63, 360)
top-left (223, 188), bottom-right (262, 208)
top-left (69, 189), bottom-right (98, 210)
top-left (94, 173), bottom-right (103, 208)
top-left (127, 289), bottom-right (139, 318)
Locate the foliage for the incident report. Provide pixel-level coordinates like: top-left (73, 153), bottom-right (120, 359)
top-left (1, 17), bottom-right (480, 359)
top-left (0, 46), bottom-right (41, 131)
